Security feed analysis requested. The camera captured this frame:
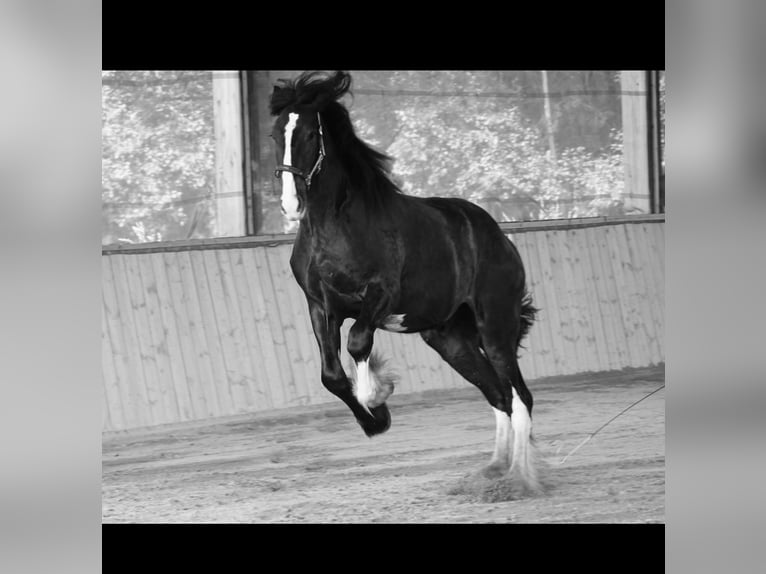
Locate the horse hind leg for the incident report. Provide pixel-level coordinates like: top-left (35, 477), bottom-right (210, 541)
top-left (487, 407), bottom-right (513, 478)
top-left (475, 301), bottom-right (543, 495)
top-left (507, 365), bottom-right (541, 494)
top-left (420, 305), bottom-right (513, 478)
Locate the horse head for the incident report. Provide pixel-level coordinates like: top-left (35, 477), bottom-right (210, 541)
top-left (269, 71), bottom-right (351, 221)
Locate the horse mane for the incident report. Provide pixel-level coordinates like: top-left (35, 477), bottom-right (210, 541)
top-left (269, 71), bottom-right (402, 210)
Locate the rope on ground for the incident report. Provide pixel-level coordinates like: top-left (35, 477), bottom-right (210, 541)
top-left (558, 384), bottom-right (665, 465)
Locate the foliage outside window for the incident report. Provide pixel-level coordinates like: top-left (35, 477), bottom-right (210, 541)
top-left (102, 71), bottom-right (217, 245)
top-left (351, 71), bottom-right (634, 223)
top-left (102, 70), bottom-right (659, 244)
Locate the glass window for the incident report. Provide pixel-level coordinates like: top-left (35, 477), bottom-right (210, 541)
top-left (255, 70), bottom-right (654, 234)
top-left (102, 70), bottom-right (660, 243)
top-left (102, 70), bottom-right (244, 245)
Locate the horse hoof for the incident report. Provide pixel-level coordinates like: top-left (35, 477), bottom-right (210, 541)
top-left (360, 403), bottom-right (391, 437)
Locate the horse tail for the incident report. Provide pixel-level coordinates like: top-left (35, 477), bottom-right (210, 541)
top-left (517, 290), bottom-right (538, 353)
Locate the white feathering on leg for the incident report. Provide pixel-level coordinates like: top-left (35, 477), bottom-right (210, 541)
top-left (353, 358), bottom-right (374, 415)
top-left (490, 407), bottom-right (513, 470)
top-left (509, 386), bottom-right (542, 494)
top-left (351, 352), bottom-right (397, 413)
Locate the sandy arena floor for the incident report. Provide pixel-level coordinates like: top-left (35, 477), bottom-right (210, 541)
top-left (102, 366), bottom-right (664, 523)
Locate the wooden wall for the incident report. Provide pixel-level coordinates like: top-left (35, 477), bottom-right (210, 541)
top-left (102, 217), bottom-right (664, 431)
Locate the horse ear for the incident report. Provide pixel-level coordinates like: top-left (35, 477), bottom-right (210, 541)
top-left (270, 82), bottom-right (292, 115)
top-left (330, 71), bottom-right (352, 101)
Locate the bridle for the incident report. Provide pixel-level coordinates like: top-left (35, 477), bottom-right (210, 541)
top-left (274, 112), bottom-right (326, 189)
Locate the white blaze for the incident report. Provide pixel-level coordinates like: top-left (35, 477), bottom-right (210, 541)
top-left (281, 112), bottom-right (301, 220)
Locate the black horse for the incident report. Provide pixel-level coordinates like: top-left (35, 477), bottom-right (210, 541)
top-left (269, 71), bottom-right (541, 493)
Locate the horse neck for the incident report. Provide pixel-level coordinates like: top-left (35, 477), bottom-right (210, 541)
top-left (302, 158), bottom-right (350, 230)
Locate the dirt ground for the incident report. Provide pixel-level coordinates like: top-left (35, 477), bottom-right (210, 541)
top-left (102, 366), bottom-right (664, 523)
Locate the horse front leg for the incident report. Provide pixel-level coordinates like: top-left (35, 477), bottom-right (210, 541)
top-left (308, 299), bottom-right (391, 437)
top-left (346, 284), bottom-right (396, 419)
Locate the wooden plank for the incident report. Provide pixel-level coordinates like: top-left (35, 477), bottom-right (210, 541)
top-left (522, 231), bottom-right (548, 379)
top-left (164, 251), bottom-right (210, 419)
top-left (204, 249), bottom-right (251, 413)
top-left (102, 257), bottom-right (135, 429)
top-left (102, 373), bottom-right (110, 431)
top-left (216, 248), bottom-right (263, 411)
top-left (252, 247), bottom-right (298, 407)
top-left (120, 254), bottom-right (164, 425)
top-left (520, 231), bottom-right (554, 378)
top-left (647, 223), bottom-right (665, 354)
top-left (651, 223), bottom-right (666, 349)
top-left (623, 225), bottom-right (662, 365)
top-left (613, 225), bottom-right (652, 366)
top-left (584, 227), bottom-right (627, 370)
top-left (137, 254), bottom-right (180, 424)
top-left (188, 250), bottom-right (234, 415)
top-left (602, 225), bottom-right (637, 367)
top-left (511, 232), bottom-right (541, 379)
top-left (177, 251), bottom-right (221, 417)
top-left (603, 226), bottom-right (643, 367)
top-left (534, 230), bottom-right (567, 375)
top-left (101, 220), bottom-right (668, 430)
top-left (637, 223), bottom-right (665, 358)
top-left (228, 248), bottom-right (274, 410)
top-left (548, 229), bottom-right (586, 374)
top-left (571, 228), bottom-right (613, 372)
top-left (654, 223), bottom-right (666, 360)
top-left (631, 224), bottom-right (663, 365)
top-left (561, 229), bottom-right (600, 373)
top-left (241, 248), bottom-right (286, 409)
top-left (595, 225), bottom-right (634, 368)
top-left (150, 253), bottom-right (194, 421)
top-left (104, 256), bottom-right (150, 428)
top-left (622, 224), bottom-right (658, 366)
top-left (101, 300), bottom-right (119, 430)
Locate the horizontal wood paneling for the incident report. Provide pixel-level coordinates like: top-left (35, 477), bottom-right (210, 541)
top-left (102, 220), bottom-right (665, 431)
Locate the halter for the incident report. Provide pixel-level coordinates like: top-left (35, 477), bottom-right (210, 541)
top-left (274, 112), bottom-right (326, 189)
